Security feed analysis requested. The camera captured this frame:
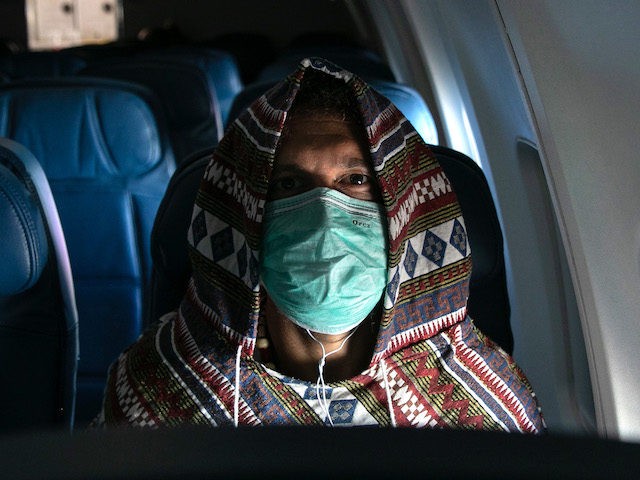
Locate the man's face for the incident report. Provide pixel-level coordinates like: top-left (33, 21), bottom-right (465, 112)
top-left (269, 114), bottom-right (379, 202)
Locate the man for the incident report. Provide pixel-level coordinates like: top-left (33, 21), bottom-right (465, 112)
top-left (96, 58), bottom-right (544, 431)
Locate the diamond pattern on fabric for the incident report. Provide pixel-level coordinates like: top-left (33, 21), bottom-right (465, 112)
top-left (249, 252), bottom-right (260, 288)
top-left (303, 386), bottom-right (333, 400)
top-left (449, 219), bottom-right (467, 257)
top-left (236, 243), bottom-right (247, 278)
top-left (403, 242), bottom-right (419, 278)
top-left (329, 399), bottom-right (358, 424)
top-left (191, 209), bottom-right (207, 246)
top-left (422, 231), bottom-right (447, 267)
top-left (210, 227), bottom-right (235, 262)
top-left (386, 268), bottom-right (400, 304)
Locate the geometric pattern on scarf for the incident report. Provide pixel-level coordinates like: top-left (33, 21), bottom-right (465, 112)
top-left (189, 205), bottom-right (260, 291)
top-left (387, 217), bottom-right (469, 305)
top-left (95, 311), bottom-right (544, 432)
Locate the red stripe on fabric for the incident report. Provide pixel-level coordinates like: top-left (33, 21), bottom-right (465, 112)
top-left (379, 357), bottom-right (447, 428)
top-left (396, 262), bottom-right (471, 300)
top-left (412, 354), bottom-right (484, 428)
top-left (172, 313), bottom-right (260, 425)
top-left (448, 326), bottom-right (537, 433)
top-left (373, 308), bottom-right (467, 363)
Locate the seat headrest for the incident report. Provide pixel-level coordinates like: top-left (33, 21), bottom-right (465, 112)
top-left (81, 60), bottom-right (222, 140)
top-left (136, 48), bottom-right (243, 126)
top-left (0, 78), bottom-right (173, 180)
top-left (0, 51), bottom-right (86, 79)
top-left (369, 80), bottom-right (439, 145)
top-left (0, 162), bottom-right (48, 296)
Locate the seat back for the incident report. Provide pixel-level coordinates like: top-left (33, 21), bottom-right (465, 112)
top-left (0, 51), bottom-right (86, 79)
top-left (0, 137), bottom-right (79, 431)
top-left (81, 58), bottom-right (223, 163)
top-left (147, 145), bottom-right (512, 353)
top-left (0, 78), bottom-right (175, 423)
top-left (199, 33), bottom-right (277, 84)
top-left (368, 80), bottom-right (438, 145)
top-left (136, 48), bottom-right (243, 127)
top-left (431, 145), bottom-right (512, 352)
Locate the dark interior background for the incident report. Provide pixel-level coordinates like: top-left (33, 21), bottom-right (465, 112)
top-left (0, 0), bottom-right (378, 53)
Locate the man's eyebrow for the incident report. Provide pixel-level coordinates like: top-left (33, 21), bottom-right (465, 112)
top-left (272, 157), bottom-right (369, 174)
top-left (271, 164), bottom-right (306, 176)
top-left (339, 157), bottom-right (369, 168)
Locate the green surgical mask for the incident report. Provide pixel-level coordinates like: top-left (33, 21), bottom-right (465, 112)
top-left (260, 187), bottom-right (388, 334)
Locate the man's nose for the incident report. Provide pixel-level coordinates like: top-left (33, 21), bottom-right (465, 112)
top-left (310, 174), bottom-right (337, 191)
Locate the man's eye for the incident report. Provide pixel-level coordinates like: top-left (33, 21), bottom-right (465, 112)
top-left (274, 177), bottom-right (297, 190)
top-left (347, 173), bottom-right (368, 185)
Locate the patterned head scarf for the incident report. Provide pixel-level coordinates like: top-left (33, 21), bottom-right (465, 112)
top-left (185, 57), bottom-right (470, 363)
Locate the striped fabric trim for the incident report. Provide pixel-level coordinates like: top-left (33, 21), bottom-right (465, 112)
top-left (447, 325), bottom-right (538, 432)
top-left (372, 307), bottom-right (467, 363)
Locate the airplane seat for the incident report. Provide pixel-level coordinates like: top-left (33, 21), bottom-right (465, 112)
top-left (430, 145), bottom-right (513, 353)
top-left (146, 147), bottom-right (215, 327)
top-left (62, 41), bottom-right (148, 62)
top-left (198, 33), bottom-right (277, 84)
top-left (146, 144), bottom-right (513, 353)
top-left (0, 137), bottom-right (79, 431)
top-left (0, 78), bottom-right (175, 424)
top-left (0, 51), bottom-right (86, 79)
top-left (135, 47), bottom-right (244, 128)
top-left (368, 80), bottom-right (439, 145)
top-left (80, 58), bottom-right (223, 164)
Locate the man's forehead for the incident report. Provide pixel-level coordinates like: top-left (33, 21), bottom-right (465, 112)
top-left (279, 114), bottom-right (367, 146)
top-left (273, 155), bottom-right (369, 171)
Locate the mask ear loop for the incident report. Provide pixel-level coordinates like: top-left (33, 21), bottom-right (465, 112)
top-left (305, 327), bottom-right (358, 426)
top-left (234, 344), bottom-right (242, 427)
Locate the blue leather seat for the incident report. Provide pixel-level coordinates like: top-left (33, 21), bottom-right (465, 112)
top-left (368, 80), bottom-right (438, 145)
top-left (0, 51), bottom-right (86, 79)
top-left (80, 57), bottom-right (224, 163)
top-left (199, 33), bottom-right (277, 84)
top-left (0, 78), bottom-right (175, 423)
top-left (136, 47), bottom-right (243, 128)
top-left (0, 137), bottom-right (79, 431)
top-left (146, 144), bottom-right (513, 353)
top-left (62, 42), bottom-right (145, 63)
